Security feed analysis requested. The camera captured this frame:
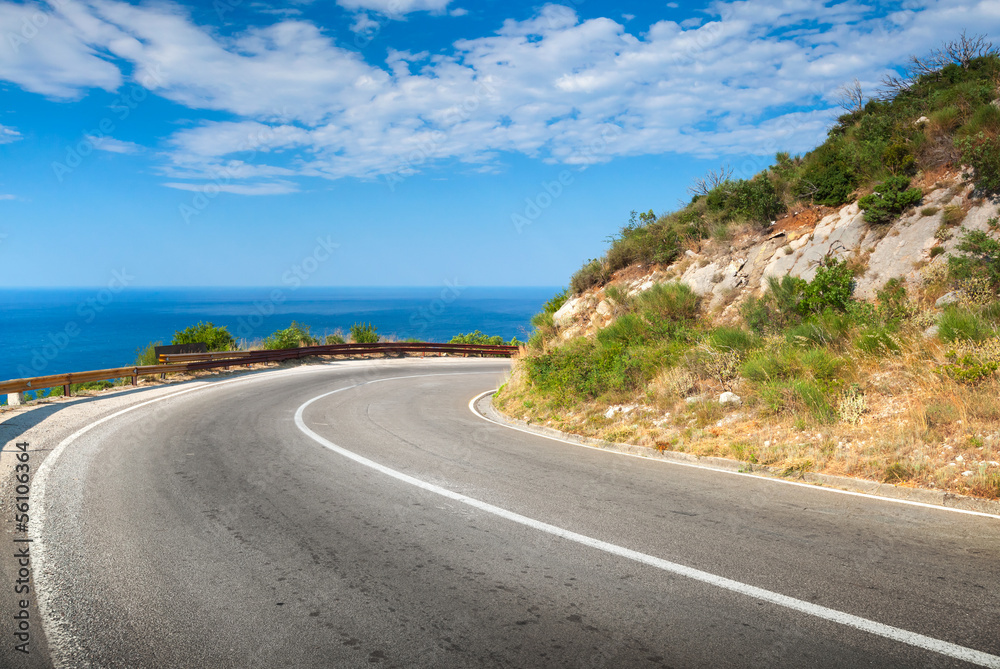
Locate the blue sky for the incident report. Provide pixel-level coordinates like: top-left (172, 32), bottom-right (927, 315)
top-left (1, 0), bottom-right (999, 288)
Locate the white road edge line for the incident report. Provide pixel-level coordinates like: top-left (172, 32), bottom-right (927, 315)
top-left (468, 390), bottom-right (1000, 522)
top-left (30, 362), bottom-right (473, 668)
top-left (294, 377), bottom-right (1000, 668)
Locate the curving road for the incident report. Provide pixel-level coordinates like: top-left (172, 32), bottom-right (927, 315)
top-left (20, 358), bottom-right (1000, 668)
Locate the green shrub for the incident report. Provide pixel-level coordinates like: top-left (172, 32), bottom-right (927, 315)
top-left (349, 322), bottom-right (379, 344)
top-left (634, 282), bottom-right (700, 323)
top-left (708, 326), bottom-right (761, 354)
top-left (326, 332), bottom-right (346, 345)
top-left (947, 230), bottom-right (1000, 289)
top-left (795, 145), bottom-right (858, 206)
top-left (882, 143), bottom-right (916, 175)
top-left (728, 177), bottom-right (785, 224)
top-left (742, 347), bottom-right (801, 383)
top-left (791, 379), bottom-right (837, 423)
top-left (960, 103), bottom-right (1000, 137)
top-left (134, 341), bottom-right (162, 366)
top-left (858, 177), bottom-right (923, 224)
top-left (957, 132), bottom-right (1000, 194)
top-left (540, 289), bottom-right (569, 316)
top-left (741, 275), bottom-right (807, 334)
top-left (875, 278), bottom-right (913, 324)
top-left (799, 258), bottom-right (855, 314)
top-left (264, 321), bottom-right (318, 349)
top-left (938, 307), bottom-right (993, 342)
top-left (524, 339), bottom-right (660, 402)
top-left (172, 322), bottom-right (235, 351)
top-left (450, 330), bottom-right (513, 346)
top-left (855, 325), bottom-right (902, 355)
top-left (940, 339), bottom-right (1000, 383)
top-left (597, 313), bottom-right (650, 348)
top-left (799, 348), bottom-right (846, 382)
top-left (571, 259), bottom-right (608, 294)
top-left (786, 312), bottom-right (852, 348)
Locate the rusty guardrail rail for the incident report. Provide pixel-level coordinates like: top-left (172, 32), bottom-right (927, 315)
top-left (1, 342), bottom-right (519, 400)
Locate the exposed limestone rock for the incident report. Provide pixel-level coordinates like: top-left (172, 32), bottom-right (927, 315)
top-left (761, 203), bottom-right (866, 290)
top-left (548, 174), bottom-right (999, 341)
top-left (936, 292), bottom-right (960, 308)
top-left (719, 391), bottom-right (742, 406)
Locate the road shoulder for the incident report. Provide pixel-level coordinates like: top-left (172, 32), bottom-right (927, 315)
top-left (475, 391), bottom-right (1000, 518)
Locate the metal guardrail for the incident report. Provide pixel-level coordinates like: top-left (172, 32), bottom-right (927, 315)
top-left (0, 342), bottom-right (519, 399)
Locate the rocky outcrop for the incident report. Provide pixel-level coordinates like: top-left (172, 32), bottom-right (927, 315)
top-left (552, 173), bottom-right (1000, 340)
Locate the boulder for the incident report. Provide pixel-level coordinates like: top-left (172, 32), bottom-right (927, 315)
top-left (935, 291), bottom-right (959, 308)
top-left (719, 391), bottom-right (742, 407)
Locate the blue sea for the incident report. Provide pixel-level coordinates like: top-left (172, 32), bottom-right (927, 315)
top-left (0, 287), bottom-right (557, 383)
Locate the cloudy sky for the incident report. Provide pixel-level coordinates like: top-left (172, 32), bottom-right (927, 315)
top-left (1, 0), bottom-right (998, 287)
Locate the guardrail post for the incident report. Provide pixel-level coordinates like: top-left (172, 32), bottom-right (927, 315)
top-left (63, 384), bottom-right (71, 397)
top-left (6, 392), bottom-right (23, 406)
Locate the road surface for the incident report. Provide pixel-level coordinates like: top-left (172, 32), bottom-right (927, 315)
top-left (13, 358), bottom-right (1000, 667)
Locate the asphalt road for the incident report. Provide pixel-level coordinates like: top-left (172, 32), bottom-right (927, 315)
top-left (19, 358), bottom-right (1000, 668)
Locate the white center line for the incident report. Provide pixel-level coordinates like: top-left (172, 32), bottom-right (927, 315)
top-left (296, 376), bottom-right (1000, 669)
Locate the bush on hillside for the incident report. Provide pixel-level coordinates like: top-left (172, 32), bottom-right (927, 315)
top-left (858, 177), bottom-right (923, 224)
top-left (450, 331), bottom-right (519, 346)
top-left (800, 258), bottom-right (856, 314)
top-left (263, 321), bottom-right (317, 350)
top-left (948, 230), bottom-right (1000, 290)
top-left (134, 341), bottom-right (162, 366)
top-left (728, 177), bottom-right (786, 225)
top-left (350, 322), bottom-right (379, 344)
top-left (172, 321), bottom-right (235, 351)
top-left (957, 133), bottom-right (1000, 194)
top-left (794, 144), bottom-right (858, 206)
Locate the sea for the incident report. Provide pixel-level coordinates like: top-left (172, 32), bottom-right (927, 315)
top-left (0, 286), bottom-right (558, 384)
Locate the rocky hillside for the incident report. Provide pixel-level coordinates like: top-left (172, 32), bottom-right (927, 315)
top-left (553, 167), bottom-right (998, 339)
top-left (496, 37), bottom-right (1000, 500)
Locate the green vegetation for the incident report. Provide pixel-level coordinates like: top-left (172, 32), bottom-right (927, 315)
top-left (133, 341), bottom-right (162, 366)
top-left (948, 229), bottom-right (1000, 290)
top-left (263, 321), bottom-right (318, 350)
top-left (857, 177), bottom-right (923, 224)
top-left (172, 321), bottom-right (235, 351)
top-left (450, 331), bottom-right (520, 346)
top-left (349, 322), bottom-right (379, 343)
top-left (565, 35), bottom-right (1000, 296)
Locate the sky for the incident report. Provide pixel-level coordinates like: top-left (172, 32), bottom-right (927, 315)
top-left (1, 0), bottom-right (999, 288)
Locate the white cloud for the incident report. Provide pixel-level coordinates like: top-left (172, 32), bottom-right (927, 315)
top-left (2, 0), bottom-right (999, 194)
top-left (0, 1), bottom-right (122, 98)
top-left (0, 124), bottom-right (21, 144)
top-left (162, 181), bottom-right (299, 195)
top-left (349, 11), bottom-right (380, 34)
top-left (336, 0), bottom-right (451, 17)
top-left (0, 194), bottom-right (16, 200)
top-left (85, 135), bottom-right (142, 153)
top-left (450, 7), bottom-right (468, 17)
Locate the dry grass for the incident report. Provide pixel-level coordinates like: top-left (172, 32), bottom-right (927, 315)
top-left (497, 334), bottom-right (1000, 499)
